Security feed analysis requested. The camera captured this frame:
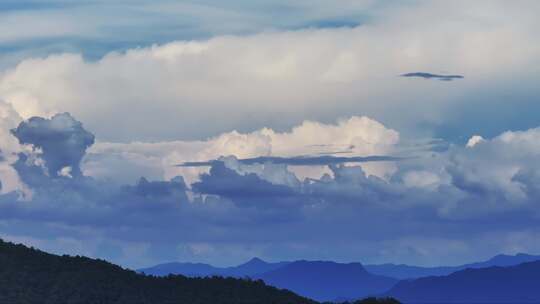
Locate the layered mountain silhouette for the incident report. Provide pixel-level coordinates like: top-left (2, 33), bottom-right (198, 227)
top-left (365, 253), bottom-right (540, 279)
top-left (385, 261), bottom-right (540, 303)
top-left (141, 259), bottom-right (396, 302)
top-left (0, 239), bottom-right (315, 304)
top-left (139, 257), bottom-right (289, 277)
top-left (254, 260), bottom-right (397, 302)
top-left (140, 253), bottom-right (540, 302)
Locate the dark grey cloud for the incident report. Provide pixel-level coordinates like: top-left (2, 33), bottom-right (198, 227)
top-left (123, 176), bottom-right (188, 199)
top-left (192, 161), bottom-right (306, 212)
top-left (11, 113), bottom-right (95, 178)
top-left (179, 155), bottom-right (405, 167)
top-left (401, 72), bottom-right (464, 81)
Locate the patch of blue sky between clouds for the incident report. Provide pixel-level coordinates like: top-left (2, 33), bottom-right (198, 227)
top-left (0, 0), bottom-right (81, 12)
top-left (0, 0), bottom-right (382, 68)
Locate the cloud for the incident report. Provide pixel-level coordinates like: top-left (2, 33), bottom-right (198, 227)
top-left (1, 113), bottom-right (540, 268)
top-left (0, 1), bottom-right (540, 268)
top-left (179, 155), bottom-right (405, 167)
top-left (124, 176), bottom-right (187, 199)
top-left (192, 161), bottom-right (304, 212)
top-left (1, 1), bottom-right (538, 143)
top-left (400, 72), bottom-right (464, 81)
top-left (442, 127), bottom-right (540, 215)
top-left (0, 101), bottom-right (27, 195)
top-left (466, 135), bottom-right (484, 148)
top-left (11, 112), bottom-right (95, 177)
top-left (0, 0), bottom-right (377, 68)
top-left (85, 116), bottom-right (400, 185)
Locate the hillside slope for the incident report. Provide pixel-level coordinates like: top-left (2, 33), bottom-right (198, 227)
top-left (0, 239), bottom-right (315, 304)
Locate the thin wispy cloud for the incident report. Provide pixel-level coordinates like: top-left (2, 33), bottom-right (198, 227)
top-left (178, 155), bottom-right (406, 167)
top-left (400, 72), bottom-right (464, 81)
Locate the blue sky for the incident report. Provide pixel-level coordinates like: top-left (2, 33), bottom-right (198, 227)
top-left (0, 0), bottom-right (540, 268)
top-left (0, 0), bottom-right (386, 65)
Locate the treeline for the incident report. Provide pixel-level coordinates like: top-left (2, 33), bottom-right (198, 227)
top-left (333, 297), bottom-right (401, 304)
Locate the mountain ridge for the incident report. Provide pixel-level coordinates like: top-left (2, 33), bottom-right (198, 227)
top-left (385, 260), bottom-right (540, 303)
top-left (138, 253), bottom-right (540, 301)
top-left (365, 253), bottom-right (540, 279)
top-left (139, 256), bottom-right (289, 277)
top-left (139, 252), bottom-right (540, 280)
top-left (254, 260), bottom-right (397, 302)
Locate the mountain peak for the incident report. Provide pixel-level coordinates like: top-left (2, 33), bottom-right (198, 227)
top-left (484, 252), bottom-right (540, 266)
top-left (246, 257), bottom-right (266, 264)
top-left (491, 252), bottom-right (534, 258)
top-left (222, 257), bottom-right (283, 277)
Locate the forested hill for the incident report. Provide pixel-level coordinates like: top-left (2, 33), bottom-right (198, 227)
top-left (0, 239), bottom-right (315, 304)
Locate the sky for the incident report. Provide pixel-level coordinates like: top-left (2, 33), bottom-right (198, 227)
top-left (0, 0), bottom-right (539, 269)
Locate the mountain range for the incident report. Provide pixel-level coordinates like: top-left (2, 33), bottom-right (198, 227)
top-left (3, 236), bottom-right (540, 304)
top-left (140, 258), bottom-right (397, 302)
top-left (140, 253), bottom-right (540, 281)
top-left (255, 260), bottom-right (397, 302)
top-left (139, 253), bottom-right (540, 302)
top-left (385, 261), bottom-right (540, 303)
top-left (139, 257), bottom-right (288, 278)
top-left (364, 253), bottom-right (540, 279)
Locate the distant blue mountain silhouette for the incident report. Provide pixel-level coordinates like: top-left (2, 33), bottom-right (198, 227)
top-left (385, 260), bottom-right (540, 303)
top-left (139, 258), bottom-right (396, 301)
top-left (224, 257), bottom-right (291, 277)
top-left (365, 253), bottom-right (540, 279)
top-left (139, 257), bottom-right (289, 277)
top-left (138, 253), bottom-right (540, 302)
top-left (254, 260), bottom-right (397, 302)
